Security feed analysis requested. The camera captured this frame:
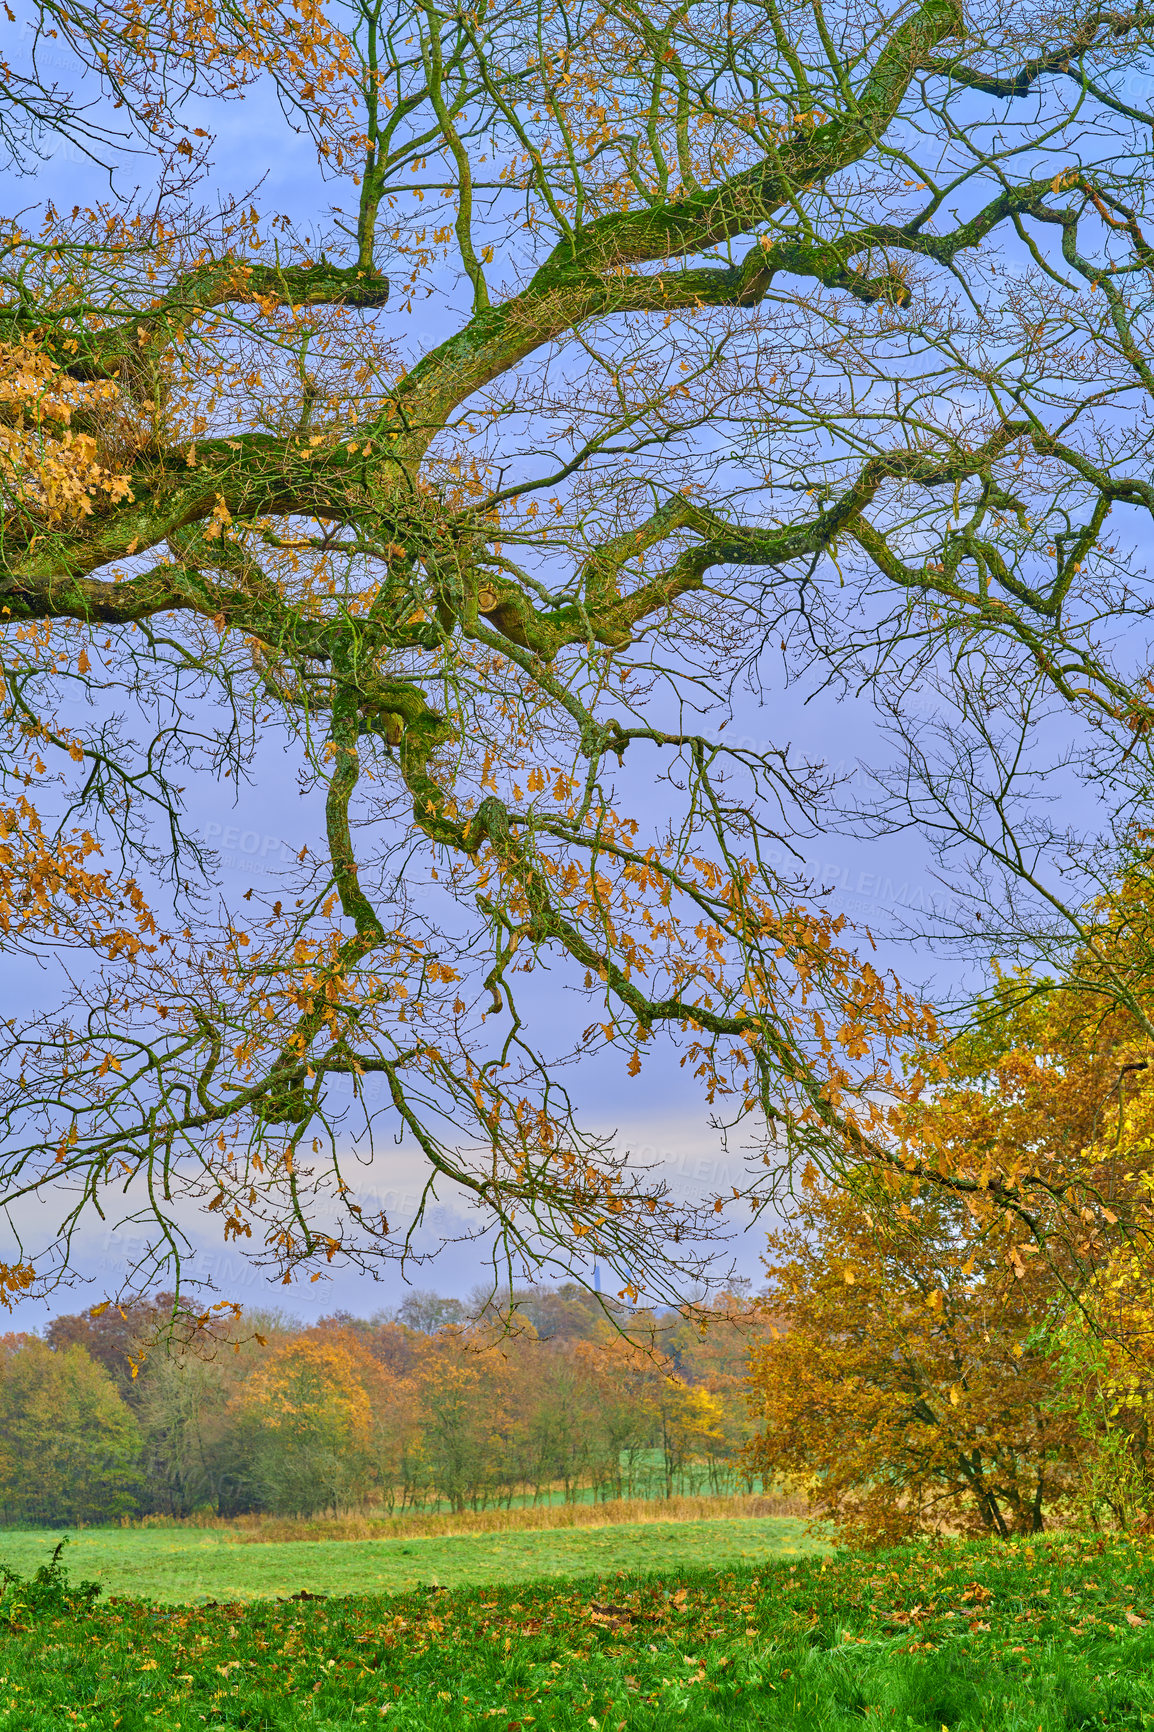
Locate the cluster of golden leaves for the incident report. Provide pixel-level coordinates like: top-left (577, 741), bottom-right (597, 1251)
top-left (0, 342), bottom-right (133, 523)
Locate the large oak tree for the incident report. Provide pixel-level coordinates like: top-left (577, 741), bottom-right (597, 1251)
top-left (2, 0), bottom-right (1153, 1306)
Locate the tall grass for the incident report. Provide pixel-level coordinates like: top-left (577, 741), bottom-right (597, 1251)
top-left (127, 1488), bottom-right (808, 1543)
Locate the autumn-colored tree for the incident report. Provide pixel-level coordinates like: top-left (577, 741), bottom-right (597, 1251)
top-left (45, 1294), bottom-right (177, 1406)
top-left (648, 1376), bottom-right (726, 1498)
top-left (746, 846), bottom-right (1154, 1545)
top-left (564, 1327), bottom-right (726, 1498)
top-left (746, 1176), bottom-right (1078, 1545)
top-left (11, 0), bottom-right (1154, 1313)
top-left (408, 1326), bottom-right (520, 1511)
top-left (0, 1336), bottom-right (142, 1524)
top-left (884, 852), bottom-right (1154, 1396)
top-left (885, 975), bottom-right (1152, 1306)
top-left (894, 869), bottom-right (1154, 1526)
top-left (504, 1341), bottom-right (601, 1503)
top-left (138, 1310), bottom-right (297, 1515)
top-left (235, 1333), bottom-right (378, 1515)
top-left (368, 1368), bottom-right (428, 1511)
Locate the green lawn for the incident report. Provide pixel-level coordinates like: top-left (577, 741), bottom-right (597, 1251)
top-left (0, 1515), bottom-right (819, 1602)
top-left (2, 1531), bottom-right (1154, 1728)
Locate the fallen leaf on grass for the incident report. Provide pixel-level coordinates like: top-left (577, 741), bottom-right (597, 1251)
top-left (588, 1603), bottom-right (632, 1630)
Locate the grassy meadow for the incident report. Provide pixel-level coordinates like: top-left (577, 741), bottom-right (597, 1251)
top-left (2, 1532), bottom-right (1154, 1730)
top-left (0, 1512), bottom-right (819, 1603)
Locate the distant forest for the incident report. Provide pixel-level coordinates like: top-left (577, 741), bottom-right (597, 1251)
top-left (0, 1289), bottom-right (764, 1525)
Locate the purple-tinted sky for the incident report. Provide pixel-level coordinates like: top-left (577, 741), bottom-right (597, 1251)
top-left (1, 19), bottom-right (1110, 1329)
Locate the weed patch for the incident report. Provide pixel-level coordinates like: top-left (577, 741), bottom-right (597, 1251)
top-left (0, 1538), bottom-right (99, 1629)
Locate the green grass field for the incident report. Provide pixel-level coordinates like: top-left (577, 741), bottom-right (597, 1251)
top-left (3, 1530), bottom-right (1154, 1729)
top-left (0, 1516), bottom-right (819, 1602)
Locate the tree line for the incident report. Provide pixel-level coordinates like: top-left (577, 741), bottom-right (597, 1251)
top-left (0, 1287), bottom-right (759, 1525)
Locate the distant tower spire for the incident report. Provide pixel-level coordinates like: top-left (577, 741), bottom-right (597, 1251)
top-left (593, 1263), bottom-right (601, 1293)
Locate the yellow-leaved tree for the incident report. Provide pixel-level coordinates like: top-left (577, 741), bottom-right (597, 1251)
top-left (746, 1174), bottom-right (1079, 1544)
top-left (235, 1335), bottom-right (377, 1515)
top-left (748, 848), bottom-right (1154, 1539)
